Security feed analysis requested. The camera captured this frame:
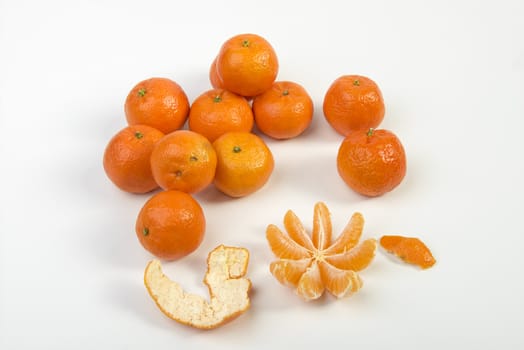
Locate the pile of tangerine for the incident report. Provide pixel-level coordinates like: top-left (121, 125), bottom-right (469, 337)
top-left (102, 33), bottom-right (407, 261)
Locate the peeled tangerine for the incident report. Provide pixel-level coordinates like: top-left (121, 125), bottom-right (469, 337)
top-left (380, 235), bottom-right (436, 269)
top-left (144, 245), bottom-right (251, 329)
top-left (266, 202), bottom-right (377, 301)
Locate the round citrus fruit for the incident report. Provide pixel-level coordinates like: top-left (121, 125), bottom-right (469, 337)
top-left (212, 132), bottom-right (274, 197)
top-left (337, 128), bottom-right (406, 197)
top-left (136, 190), bottom-right (205, 261)
top-left (125, 77), bottom-right (190, 134)
top-left (209, 56), bottom-right (224, 89)
top-left (188, 88), bottom-right (254, 142)
top-left (216, 33), bottom-right (278, 97)
top-left (103, 124), bottom-right (164, 193)
top-left (323, 75), bottom-right (385, 136)
top-left (252, 81), bottom-right (313, 139)
top-left (150, 130), bottom-right (217, 193)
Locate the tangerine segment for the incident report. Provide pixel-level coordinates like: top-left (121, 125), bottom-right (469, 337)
top-left (283, 210), bottom-right (315, 251)
top-left (266, 224), bottom-right (311, 260)
top-left (318, 260), bottom-right (362, 298)
top-left (312, 202), bottom-right (332, 250)
top-left (296, 262), bottom-right (324, 301)
top-left (325, 238), bottom-right (377, 271)
top-left (380, 235), bottom-right (436, 269)
top-left (269, 258), bottom-right (313, 288)
top-left (323, 212), bottom-right (364, 255)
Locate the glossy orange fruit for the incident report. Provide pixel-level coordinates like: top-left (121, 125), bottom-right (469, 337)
top-left (337, 128), bottom-right (406, 197)
top-left (209, 56), bottom-right (224, 89)
top-left (216, 33), bottom-right (279, 97)
top-left (150, 130), bottom-right (217, 193)
top-left (267, 202), bottom-right (376, 301)
top-left (136, 190), bottom-right (205, 261)
top-left (252, 81), bottom-right (314, 140)
top-left (188, 88), bottom-right (254, 142)
top-left (212, 132), bottom-right (274, 197)
top-left (103, 124), bottom-right (164, 193)
top-left (125, 77), bottom-right (190, 134)
top-left (323, 75), bottom-right (385, 136)
top-left (380, 235), bottom-right (436, 269)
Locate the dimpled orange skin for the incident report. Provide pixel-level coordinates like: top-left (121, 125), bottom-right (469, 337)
top-left (323, 75), bottom-right (385, 136)
top-left (209, 57), bottom-right (224, 89)
top-left (188, 89), bottom-right (254, 142)
top-left (337, 128), bottom-right (406, 197)
top-left (252, 81), bottom-right (314, 140)
top-left (380, 235), bottom-right (436, 269)
top-left (125, 77), bottom-right (190, 134)
top-left (216, 33), bottom-right (279, 97)
top-left (212, 132), bottom-right (274, 198)
top-left (150, 130), bottom-right (217, 194)
top-left (136, 190), bottom-right (205, 261)
top-left (103, 125), bottom-right (164, 193)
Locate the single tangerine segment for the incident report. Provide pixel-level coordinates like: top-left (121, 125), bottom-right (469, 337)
top-left (296, 262), bottom-right (324, 301)
top-left (312, 202), bottom-right (332, 250)
top-left (318, 260), bottom-right (362, 298)
top-left (283, 210), bottom-right (315, 251)
top-left (380, 235), bottom-right (436, 269)
top-left (269, 258), bottom-right (313, 288)
top-left (266, 224), bottom-right (312, 260)
top-left (325, 239), bottom-right (377, 271)
top-left (323, 212), bottom-right (365, 255)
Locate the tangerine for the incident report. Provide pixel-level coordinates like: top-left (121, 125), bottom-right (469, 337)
top-left (188, 89), bottom-right (254, 142)
top-left (125, 77), bottom-right (190, 134)
top-left (209, 57), bottom-right (224, 89)
top-left (337, 128), bottom-right (406, 197)
top-left (103, 124), bottom-right (164, 193)
top-left (216, 33), bottom-right (278, 97)
top-left (212, 132), bottom-right (274, 197)
top-left (323, 75), bottom-right (385, 136)
top-left (150, 130), bottom-right (217, 193)
top-left (252, 81), bottom-right (313, 140)
top-left (136, 190), bottom-right (205, 261)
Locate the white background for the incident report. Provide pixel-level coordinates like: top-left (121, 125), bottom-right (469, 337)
top-left (1, 0), bottom-right (523, 348)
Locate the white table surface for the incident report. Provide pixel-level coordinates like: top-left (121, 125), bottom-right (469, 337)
top-left (1, 0), bottom-right (523, 349)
